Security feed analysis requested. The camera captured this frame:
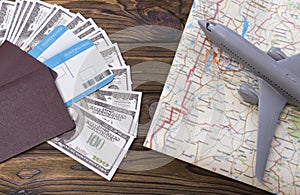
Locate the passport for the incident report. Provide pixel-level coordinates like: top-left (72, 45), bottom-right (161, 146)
top-left (0, 41), bottom-right (75, 162)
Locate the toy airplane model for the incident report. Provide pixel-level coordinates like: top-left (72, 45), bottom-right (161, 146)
top-left (198, 20), bottom-right (300, 182)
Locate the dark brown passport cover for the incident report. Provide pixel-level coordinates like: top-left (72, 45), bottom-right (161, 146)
top-left (0, 41), bottom-right (75, 162)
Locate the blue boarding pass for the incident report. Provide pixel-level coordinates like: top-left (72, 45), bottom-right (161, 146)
top-left (43, 39), bottom-right (114, 107)
top-left (28, 25), bottom-right (80, 62)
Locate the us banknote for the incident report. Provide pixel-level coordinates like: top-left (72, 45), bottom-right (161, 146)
top-left (79, 97), bottom-right (139, 136)
top-left (99, 43), bottom-right (126, 67)
top-left (89, 30), bottom-right (112, 49)
top-left (14, 1), bottom-right (55, 47)
top-left (48, 104), bottom-right (134, 180)
top-left (77, 25), bottom-right (99, 39)
top-left (4, 0), bottom-right (22, 41)
top-left (66, 13), bottom-right (85, 30)
top-left (72, 18), bottom-right (98, 35)
top-left (0, 1), bottom-right (16, 44)
top-left (102, 66), bottom-right (132, 91)
top-left (90, 89), bottom-right (142, 111)
top-left (22, 6), bottom-right (75, 51)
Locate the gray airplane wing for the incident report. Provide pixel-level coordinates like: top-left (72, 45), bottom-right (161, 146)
top-left (277, 53), bottom-right (300, 75)
top-left (255, 79), bottom-right (286, 182)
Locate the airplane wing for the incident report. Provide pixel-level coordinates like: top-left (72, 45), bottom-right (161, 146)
top-left (277, 53), bottom-right (300, 75)
top-left (255, 79), bottom-right (286, 182)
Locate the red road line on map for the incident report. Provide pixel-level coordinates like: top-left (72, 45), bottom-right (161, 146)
top-left (149, 0), bottom-right (224, 148)
top-left (149, 107), bottom-right (182, 149)
top-left (181, 38), bottom-right (208, 110)
top-left (181, 66), bottom-right (196, 110)
top-left (279, 5), bottom-right (300, 30)
top-left (254, 5), bottom-right (281, 45)
top-left (280, 109), bottom-right (291, 121)
top-left (207, 0), bottom-right (224, 21)
top-left (150, 36), bottom-right (208, 148)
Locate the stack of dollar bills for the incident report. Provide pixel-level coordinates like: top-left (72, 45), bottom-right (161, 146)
top-left (0, 0), bottom-right (142, 180)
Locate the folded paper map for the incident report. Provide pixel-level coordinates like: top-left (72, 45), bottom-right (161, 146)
top-left (144, 0), bottom-right (300, 194)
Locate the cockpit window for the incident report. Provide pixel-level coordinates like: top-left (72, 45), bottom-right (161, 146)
top-left (206, 22), bottom-right (216, 32)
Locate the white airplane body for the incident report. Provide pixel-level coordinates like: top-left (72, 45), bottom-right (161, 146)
top-left (198, 20), bottom-right (300, 182)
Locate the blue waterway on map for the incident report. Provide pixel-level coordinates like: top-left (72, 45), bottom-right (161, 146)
top-left (226, 66), bottom-right (233, 71)
top-left (241, 15), bottom-right (249, 37)
top-left (205, 51), bottom-right (214, 71)
top-left (187, 23), bottom-right (193, 29)
top-left (166, 124), bottom-right (182, 142)
top-left (192, 1), bottom-right (196, 13)
top-left (185, 154), bottom-right (195, 158)
top-left (245, 129), bottom-right (256, 134)
top-left (282, 155), bottom-right (288, 160)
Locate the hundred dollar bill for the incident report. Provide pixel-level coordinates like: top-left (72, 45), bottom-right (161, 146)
top-left (0, 1), bottom-right (16, 44)
top-left (90, 89), bottom-right (142, 111)
top-left (99, 43), bottom-right (126, 67)
top-left (4, 0), bottom-right (22, 41)
top-left (66, 13), bottom-right (85, 30)
top-left (77, 25), bottom-right (99, 39)
top-left (72, 18), bottom-right (98, 35)
top-left (48, 104), bottom-right (134, 180)
top-left (8, 0), bottom-right (32, 42)
top-left (89, 30), bottom-right (112, 49)
top-left (78, 97), bottom-right (139, 136)
top-left (86, 29), bottom-right (101, 38)
top-left (102, 66), bottom-right (132, 91)
top-left (14, 1), bottom-right (55, 47)
top-left (21, 6), bottom-right (75, 51)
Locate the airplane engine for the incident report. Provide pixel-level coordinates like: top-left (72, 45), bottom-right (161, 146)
top-left (267, 46), bottom-right (287, 61)
top-left (238, 83), bottom-right (258, 104)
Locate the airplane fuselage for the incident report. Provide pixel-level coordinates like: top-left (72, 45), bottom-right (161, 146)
top-left (200, 21), bottom-right (300, 107)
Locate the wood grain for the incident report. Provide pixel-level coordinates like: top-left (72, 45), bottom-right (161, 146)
top-left (0, 0), bottom-right (272, 194)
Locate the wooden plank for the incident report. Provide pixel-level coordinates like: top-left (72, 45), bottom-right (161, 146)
top-left (0, 0), bottom-right (271, 194)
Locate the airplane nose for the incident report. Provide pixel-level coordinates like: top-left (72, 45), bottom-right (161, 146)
top-left (198, 20), bottom-right (207, 32)
top-left (199, 20), bottom-right (216, 33)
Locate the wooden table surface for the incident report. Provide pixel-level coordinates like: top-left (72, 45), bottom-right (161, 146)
top-left (0, 1), bottom-right (272, 194)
